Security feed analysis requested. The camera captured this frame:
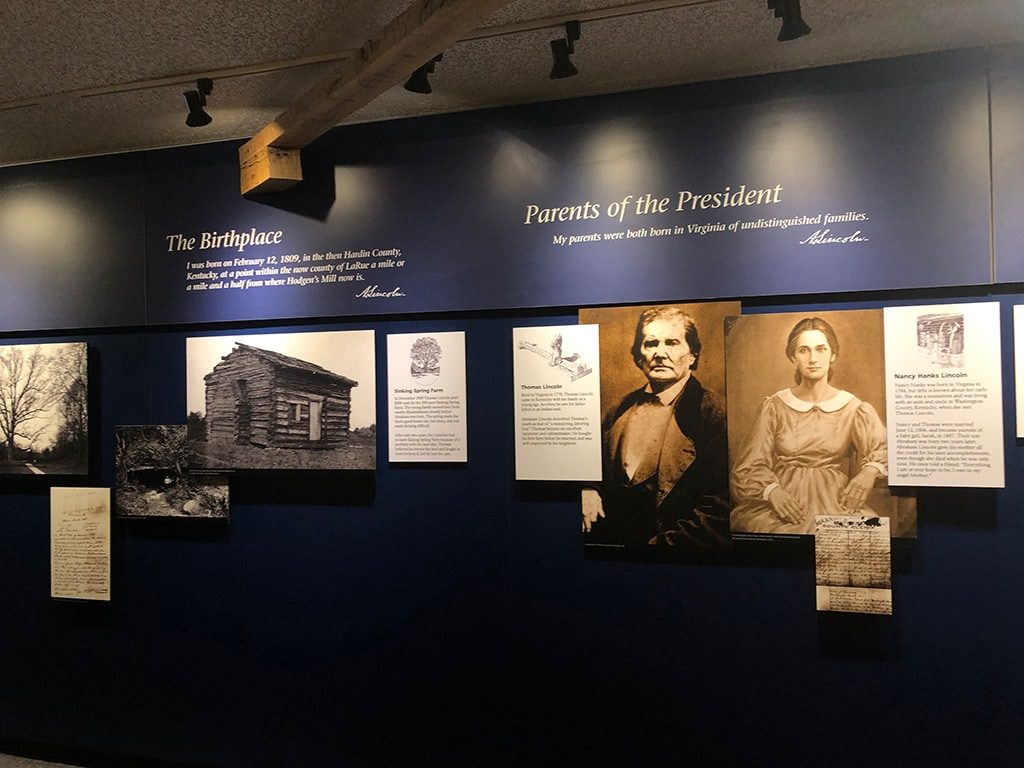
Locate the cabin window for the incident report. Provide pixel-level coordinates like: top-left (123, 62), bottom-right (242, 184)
top-left (292, 403), bottom-right (303, 422)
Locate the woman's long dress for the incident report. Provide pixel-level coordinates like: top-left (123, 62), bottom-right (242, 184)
top-left (730, 388), bottom-right (887, 534)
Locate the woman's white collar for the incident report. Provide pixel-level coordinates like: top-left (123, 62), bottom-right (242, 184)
top-left (775, 388), bottom-right (854, 413)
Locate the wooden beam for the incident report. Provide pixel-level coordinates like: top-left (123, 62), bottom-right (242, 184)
top-left (240, 146), bottom-right (303, 194)
top-left (239, 0), bottom-right (514, 195)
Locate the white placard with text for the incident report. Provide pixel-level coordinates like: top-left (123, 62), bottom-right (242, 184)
top-left (513, 324), bottom-right (601, 481)
top-left (884, 302), bottom-right (1004, 487)
top-left (387, 332), bottom-right (467, 462)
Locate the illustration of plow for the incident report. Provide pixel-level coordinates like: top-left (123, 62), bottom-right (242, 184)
top-left (518, 335), bottom-right (592, 381)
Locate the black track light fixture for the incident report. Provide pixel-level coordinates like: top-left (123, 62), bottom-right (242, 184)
top-left (767, 0), bottom-right (811, 42)
top-left (404, 54), bottom-right (443, 94)
top-left (550, 20), bottom-right (581, 80)
top-left (183, 78), bottom-right (213, 127)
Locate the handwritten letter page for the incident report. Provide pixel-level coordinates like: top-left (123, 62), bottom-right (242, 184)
top-left (51, 487), bottom-right (111, 601)
top-left (815, 515), bottom-right (892, 615)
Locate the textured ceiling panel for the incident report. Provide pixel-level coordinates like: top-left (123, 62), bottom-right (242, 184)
top-left (0, 65), bottom-right (343, 165)
top-left (0, 0), bottom-right (409, 100)
top-left (0, 0), bottom-right (1021, 167)
top-left (348, 0), bottom-right (1024, 124)
top-left (483, 0), bottom-right (651, 26)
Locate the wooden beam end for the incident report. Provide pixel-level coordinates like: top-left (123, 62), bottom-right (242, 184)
top-left (240, 146), bottom-right (303, 195)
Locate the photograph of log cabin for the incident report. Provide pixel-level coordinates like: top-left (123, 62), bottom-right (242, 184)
top-left (186, 331), bottom-right (376, 470)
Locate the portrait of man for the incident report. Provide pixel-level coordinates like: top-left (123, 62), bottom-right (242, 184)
top-left (579, 301), bottom-right (740, 549)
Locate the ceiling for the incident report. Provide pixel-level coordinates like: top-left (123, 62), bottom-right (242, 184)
top-left (0, 0), bottom-right (1022, 168)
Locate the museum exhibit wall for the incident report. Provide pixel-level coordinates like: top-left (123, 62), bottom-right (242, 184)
top-left (0, 46), bottom-right (1022, 767)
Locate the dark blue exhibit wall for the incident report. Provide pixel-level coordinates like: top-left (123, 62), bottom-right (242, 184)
top-left (0, 47), bottom-right (1009, 333)
top-left (0, 46), bottom-right (1023, 768)
top-left (0, 297), bottom-right (1022, 768)
top-left (0, 154), bottom-right (146, 331)
top-left (143, 51), bottom-right (992, 325)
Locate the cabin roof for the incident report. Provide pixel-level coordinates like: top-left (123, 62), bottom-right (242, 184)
top-left (228, 343), bottom-right (358, 388)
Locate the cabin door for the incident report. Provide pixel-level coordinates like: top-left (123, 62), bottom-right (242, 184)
top-left (235, 380), bottom-right (251, 444)
top-left (308, 398), bottom-right (322, 442)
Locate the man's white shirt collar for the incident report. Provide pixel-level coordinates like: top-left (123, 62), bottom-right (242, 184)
top-left (644, 374), bottom-right (690, 406)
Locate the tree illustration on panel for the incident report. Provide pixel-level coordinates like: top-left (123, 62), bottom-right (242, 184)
top-left (410, 337), bottom-right (442, 377)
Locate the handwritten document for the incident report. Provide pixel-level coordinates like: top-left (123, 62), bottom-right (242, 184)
top-left (51, 487), bottom-right (110, 601)
top-left (815, 515), bottom-right (891, 615)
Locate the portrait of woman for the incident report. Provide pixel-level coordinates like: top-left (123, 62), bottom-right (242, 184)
top-left (726, 313), bottom-right (913, 536)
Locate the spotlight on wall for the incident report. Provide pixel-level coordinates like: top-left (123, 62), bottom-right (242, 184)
top-left (550, 20), bottom-right (581, 80)
top-left (404, 54), bottom-right (443, 94)
top-left (767, 0), bottom-right (811, 42)
top-left (183, 78), bottom-right (213, 127)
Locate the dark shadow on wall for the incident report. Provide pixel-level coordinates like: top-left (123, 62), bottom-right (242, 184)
top-left (230, 468), bottom-right (376, 507)
top-left (913, 486), bottom-right (997, 528)
top-left (817, 610), bottom-right (899, 661)
top-left (244, 145), bottom-right (337, 222)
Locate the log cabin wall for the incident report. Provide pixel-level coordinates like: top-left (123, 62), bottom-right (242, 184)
top-left (203, 350), bottom-right (276, 447)
top-left (272, 369), bottom-right (353, 448)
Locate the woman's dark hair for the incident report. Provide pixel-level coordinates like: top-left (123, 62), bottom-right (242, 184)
top-left (631, 307), bottom-right (701, 371)
top-left (785, 316), bottom-right (839, 383)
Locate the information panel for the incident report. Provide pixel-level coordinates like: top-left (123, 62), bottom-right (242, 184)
top-left (512, 324), bottom-right (601, 481)
top-left (387, 331), bottom-right (467, 462)
top-left (884, 302), bottom-right (1004, 488)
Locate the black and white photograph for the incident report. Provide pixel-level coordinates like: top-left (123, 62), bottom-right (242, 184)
top-left (578, 301), bottom-right (740, 549)
top-left (0, 341), bottom-right (88, 475)
top-left (115, 425), bottom-right (228, 519)
top-left (726, 311), bottom-right (916, 538)
top-left (186, 330), bottom-right (376, 471)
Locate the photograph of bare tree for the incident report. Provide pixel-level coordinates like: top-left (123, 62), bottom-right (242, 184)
top-left (116, 425), bottom-right (228, 519)
top-left (0, 342), bottom-right (88, 475)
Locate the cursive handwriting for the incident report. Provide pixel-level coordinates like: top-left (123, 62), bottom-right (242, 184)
top-left (356, 284), bottom-right (406, 299)
top-left (799, 228), bottom-right (869, 245)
